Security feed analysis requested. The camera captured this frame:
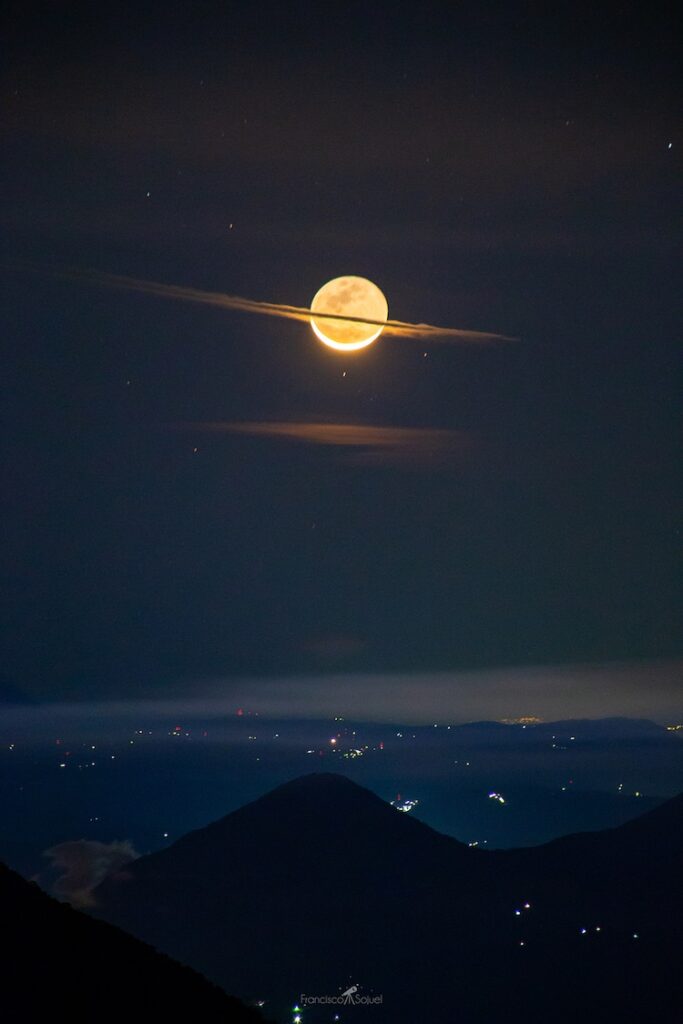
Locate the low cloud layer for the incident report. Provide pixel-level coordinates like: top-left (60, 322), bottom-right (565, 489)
top-left (5, 659), bottom-right (680, 736)
top-left (185, 420), bottom-right (479, 468)
top-left (198, 659), bottom-right (683, 724)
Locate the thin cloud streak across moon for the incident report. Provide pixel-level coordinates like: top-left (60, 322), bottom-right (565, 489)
top-left (14, 263), bottom-right (514, 343)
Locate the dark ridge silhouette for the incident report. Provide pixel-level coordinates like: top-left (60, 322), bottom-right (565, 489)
top-left (93, 772), bottom-right (683, 1023)
top-left (1, 861), bottom-right (268, 1022)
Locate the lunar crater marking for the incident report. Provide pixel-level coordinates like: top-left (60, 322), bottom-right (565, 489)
top-left (310, 276), bottom-right (389, 351)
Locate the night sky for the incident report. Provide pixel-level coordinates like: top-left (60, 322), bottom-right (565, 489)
top-left (2, 4), bottom-right (680, 710)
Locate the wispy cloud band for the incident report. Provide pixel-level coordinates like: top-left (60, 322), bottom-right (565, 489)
top-left (8, 263), bottom-right (514, 342)
top-left (181, 420), bottom-right (479, 467)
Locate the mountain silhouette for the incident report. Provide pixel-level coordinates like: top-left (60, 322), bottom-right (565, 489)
top-left (1, 861), bottom-right (267, 1021)
top-left (93, 772), bottom-right (683, 1022)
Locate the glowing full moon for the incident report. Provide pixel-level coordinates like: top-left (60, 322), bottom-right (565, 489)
top-left (310, 276), bottom-right (388, 351)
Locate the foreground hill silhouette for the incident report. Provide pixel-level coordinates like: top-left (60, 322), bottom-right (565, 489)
top-left (94, 773), bottom-right (683, 1022)
top-left (1, 862), bottom-right (267, 1022)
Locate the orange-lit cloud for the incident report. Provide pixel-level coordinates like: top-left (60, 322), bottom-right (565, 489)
top-left (186, 420), bottom-right (479, 467)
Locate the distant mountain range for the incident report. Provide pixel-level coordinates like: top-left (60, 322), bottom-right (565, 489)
top-left (460, 715), bottom-right (670, 737)
top-left (0, 861), bottom-right (268, 1021)
top-left (92, 772), bottom-right (683, 1022)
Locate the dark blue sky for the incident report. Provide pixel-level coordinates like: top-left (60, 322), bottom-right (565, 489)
top-left (2, 3), bottom-right (680, 703)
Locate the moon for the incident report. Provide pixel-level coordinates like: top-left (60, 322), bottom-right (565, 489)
top-left (310, 276), bottom-right (388, 351)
